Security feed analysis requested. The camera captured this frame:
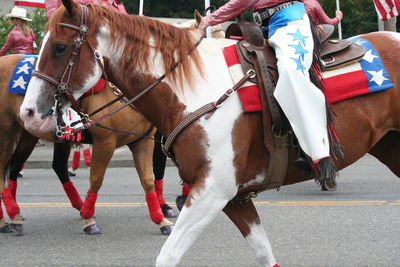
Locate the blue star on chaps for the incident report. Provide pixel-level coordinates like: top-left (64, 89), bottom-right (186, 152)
top-left (287, 28), bottom-right (308, 74)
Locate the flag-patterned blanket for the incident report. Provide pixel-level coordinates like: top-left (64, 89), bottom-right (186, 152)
top-left (8, 55), bottom-right (37, 95)
top-left (223, 37), bottom-right (394, 112)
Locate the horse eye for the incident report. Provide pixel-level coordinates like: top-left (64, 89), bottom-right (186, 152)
top-left (53, 44), bottom-right (67, 55)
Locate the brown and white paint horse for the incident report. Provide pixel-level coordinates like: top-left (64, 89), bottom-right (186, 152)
top-left (19, 1), bottom-right (400, 266)
top-left (0, 54), bottom-right (174, 235)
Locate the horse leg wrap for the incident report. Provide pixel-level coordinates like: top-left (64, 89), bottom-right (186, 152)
top-left (80, 190), bottom-right (98, 219)
top-left (83, 148), bottom-right (91, 167)
top-left (145, 191), bottom-right (164, 224)
top-left (154, 180), bottom-right (166, 206)
top-left (0, 188), bottom-right (20, 220)
top-left (182, 183), bottom-right (191, 196)
top-left (7, 180), bottom-right (17, 200)
top-left (273, 264), bottom-right (280, 267)
top-left (62, 181), bottom-right (83, 210)
top-left (71, 151), bottom-right (81, 170)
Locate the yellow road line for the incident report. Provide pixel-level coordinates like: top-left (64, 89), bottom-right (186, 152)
top-left (16, 200), bottom-right (400, 208)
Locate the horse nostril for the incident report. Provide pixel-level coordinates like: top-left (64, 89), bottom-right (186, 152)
top-left (27, 108), bottom-right (35, 117)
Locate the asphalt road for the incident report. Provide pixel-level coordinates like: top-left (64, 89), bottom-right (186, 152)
top-left (1, 154), bottom-right (399, 267)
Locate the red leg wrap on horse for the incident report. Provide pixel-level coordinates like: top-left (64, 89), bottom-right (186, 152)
top-left (7, 180), bottom-right (17, 200)
top-left (83, 148), bottom-right (91, 167)
top-left (62, 181), bottom-right (83, 210)
top-left (80, 190), bottom-right (98, 219)
top-left (71, 151), bottom-right (81, 170)
top-left (145, 191), bottom-right (164, 224)
top-left (0, 197), bottom-right (4, 219)
top-left (0, 188), bottom-right (20, 219)
top-left (182, 183), bottom-right (191, 196)
top-left (154, 179), bottom-right (166, 206)
top-left (273, 264), bottom-right (280, 267)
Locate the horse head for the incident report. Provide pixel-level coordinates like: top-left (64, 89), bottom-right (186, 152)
top-left (20, 0), bottom-right (104, 134)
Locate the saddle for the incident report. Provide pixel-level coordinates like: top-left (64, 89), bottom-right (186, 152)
top-left (317, 24), bottom-right (365, 70)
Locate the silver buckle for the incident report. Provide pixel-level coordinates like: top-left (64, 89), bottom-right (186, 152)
top-left (253, 12), bottom-right (263, 26)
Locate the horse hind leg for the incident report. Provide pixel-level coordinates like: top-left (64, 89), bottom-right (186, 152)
top-left (368, 131), bottom-right (400, 177)
top-left (156, 177), bottom-right (237, 267)
top-left (223, 199), bottom-right (279, 267)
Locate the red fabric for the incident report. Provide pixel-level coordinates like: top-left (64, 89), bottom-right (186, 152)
top-left (14, 1), bottom-right (45, 8)
top-left (182, 183), bottom-right (191, 196)
top-left (154, 180), bottom-right (166, 206)
top-left (145, 191), bottom-right (164, 224)
top-left (303, 0), bottom-right (340, 25)
top-left (72, 150), bottom-right (81, 170)
top-left (80, 190), bottom-right (98, 219)
top-left (83, 148), bottom-right (91, 167)
top-left (223, 44), bottom-right (262, 112)
top-left (62, 181), bottom-right (83, 210)
top-left (0, 197), bottom-right (4, 219)
top-left (82, 78), bottom-right (107, 97)
top-left (0, 28), bottom-right (36, 56)
top-left (0, 188), bottom-right (20, 219)
top-left (273, 265), bottom-right (280, 267)
top-left (7, 180), bottom-right (17, 200)
top-left (373, 0), bottom-right (400, 20)
top-left (323, 71), bottom-right (370, 104)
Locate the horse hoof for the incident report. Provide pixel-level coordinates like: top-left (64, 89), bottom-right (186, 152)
top-left (83, 224), bottom-right (102, 235)
top-left (160, 224), bottom-right (174, 235)
top-left (161, 204), bottom-right (178, 218)
top-left (0, 224), bottom-right (14, 233)
top-left (321, 178), bottom-right (337, 191)
top-left (175, 195), bottom-right (187, 211)
top-left (10, 224), bottom-right (24, 236)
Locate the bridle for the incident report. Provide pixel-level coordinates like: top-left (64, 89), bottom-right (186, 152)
top-left (32, 4), bottom-right (108, 137)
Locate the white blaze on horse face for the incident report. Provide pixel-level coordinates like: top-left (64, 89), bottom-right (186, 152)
top-left (245, 222), bottom-right (277, 266)
top-left (20, 32), bottom-right (55, 133)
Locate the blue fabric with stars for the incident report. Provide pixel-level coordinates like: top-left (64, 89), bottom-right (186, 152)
top-left (348, 37), bottom-right (393, 92)
top-left (8, 55), bottom-right (38, 95)
top-left (267, 3), bottom-right (305, 38)
top-left (287, 28), bottom-right (309, 73)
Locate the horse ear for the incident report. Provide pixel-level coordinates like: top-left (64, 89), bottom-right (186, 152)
top-left (194, 9), bottom-right (203, 26)
top-left (61, 0), bottom-right (76, 16)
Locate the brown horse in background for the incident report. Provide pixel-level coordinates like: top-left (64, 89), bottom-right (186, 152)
top-left (0, 54), bottom-right (175, 235)
top-left (19, 1), bottom-right (400, 265)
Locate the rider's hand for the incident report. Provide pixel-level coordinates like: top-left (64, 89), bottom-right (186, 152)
top-left (198, 17), bottom-right (210, 33)
top-left (335, 10), bottom-right (343, 21)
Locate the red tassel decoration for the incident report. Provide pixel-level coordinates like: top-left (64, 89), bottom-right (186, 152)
top-left (182, 183), bottom-right (191, 196)
top-left (154, 180), bottom-right (166, 206)
top-left (62, 181), bottom-right (83, 210)
top-left (145, 191), bottom-right (164, 224)
top-left (80, 190), bottom-right (98, 219)
top-left (71, 150), bottom-right (81, 170)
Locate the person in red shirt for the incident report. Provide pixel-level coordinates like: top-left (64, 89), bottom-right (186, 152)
top-left (199, 0), bottom-right (342, 189)
top-left (303, 0), bottom-right (343, 25)
top-left (0, 7), bottom-right (36, 56)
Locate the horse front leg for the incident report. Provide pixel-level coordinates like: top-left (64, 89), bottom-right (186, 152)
top-left (156, 175), bottom-right (237, 267)
top-left (80, 140), bottom-right (114, 235)
top-left (52, 142), bottom-right (83, 211)
top-left (223, 199), bottom-right (279, 267)
top-left (128, 136), bottom-right (174, 235)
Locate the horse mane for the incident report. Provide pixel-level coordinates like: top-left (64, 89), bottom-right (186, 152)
top-left (48, 4), bottom-right (203, 90)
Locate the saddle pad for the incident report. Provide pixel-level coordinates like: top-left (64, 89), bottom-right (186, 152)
top-left (223, 44), bottom-right (262, 112)
top-left (322, 37), bottom-right (394, 104)
top-left (8, 55), bottom-right (37, 95)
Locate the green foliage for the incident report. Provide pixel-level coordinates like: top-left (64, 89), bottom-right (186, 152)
top-left (0, 8), bottom-right (46, 55)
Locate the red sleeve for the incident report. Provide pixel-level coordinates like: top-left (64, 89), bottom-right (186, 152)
top-left (0, 30), bottom-right (16, 56)
top-left (205, 0), bottom-right (258, 26)
top-left (305, 0), bottom-right (339, 25)
top-left (45, 0), bottom-right (61, 19)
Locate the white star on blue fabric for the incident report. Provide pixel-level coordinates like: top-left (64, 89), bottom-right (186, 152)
top-left (16, 63), bottom-right (31, 75)
top-left (367, 69), bottom-right (388, 86)
top-left (22, 57), bottom-right (36, 65)
top-left (12, 76), bottom-right (27, 90)
top-left (287, 29), bottom-right (309, 46)
top-left (363, 49), bottom-right (379, 64)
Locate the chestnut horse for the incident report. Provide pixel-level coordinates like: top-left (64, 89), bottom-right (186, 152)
top-left (19, 1), bottom-right (400, 266)
top-left (0, 54), bottom-right (175, 235)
